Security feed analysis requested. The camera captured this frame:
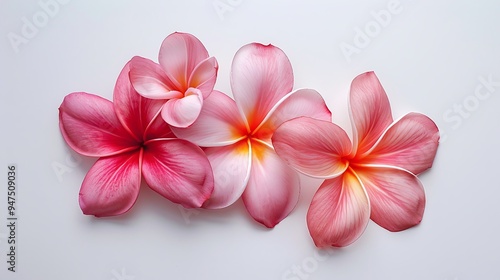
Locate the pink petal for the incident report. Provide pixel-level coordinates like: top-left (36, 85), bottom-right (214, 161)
top-left (188, 57), bottom-right (218, 98)
top-left (362, 112), bottom-right (440, 174)
top-left (255, 88), bottom-right (332, 142)
top-left (355, 166), bottom-right (426, 232)
top-left (161, 88), bottom-right (203, 128)
top-left (349, 72), bottom-right (393, 157)
top-left (59, 92), bottom-right (137, 157)
top-left (129, 56), bottom-right (183, 99)
top-left (231, 43), bottom-right (293, 131)
top-left (158, 32), bottom-right (210, 91)
top-left (144, 110), bottom-right (176, 140)
top-left (79, 152), bottom-right (141, 217)
top-left (307, 170), bottom-right (370, 247)
top-left (272, 117), bottom-right (351, 178)
top-left (114, 61), bottom-right (173, 140)
top-left (202, 140), bottom-right (252, 209)
top-left (171, 90), bottom-right (247, 146)
top-left (142, 139), bottom-right (214, 208)
top-left (242, 140), bottom-right (300, 228)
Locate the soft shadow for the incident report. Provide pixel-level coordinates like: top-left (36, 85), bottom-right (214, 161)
top-left (78, 175), bottom-right (322, 232)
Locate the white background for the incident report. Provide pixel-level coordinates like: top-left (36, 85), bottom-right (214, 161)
top-left (1, 1), bottom-right (499, 279)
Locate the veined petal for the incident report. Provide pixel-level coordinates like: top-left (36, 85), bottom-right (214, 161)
top-left (59, 92), bottom-right (136, 157)
top-left (231, 43), bottom-right (293, 131)
top-left (79, 152), bottom-right (141, 217)
top-left (158, 32), bottom-right (210, 90)
top-left (202, 140), bottom-right (252, 209)
top-left (349, 72), bottom-right (393, 157)
top-left (114, 61), bottom-right (171, 140)
top-left (144, 110), bottom-right (176, 140)
top-left (129, 56), bottom-right (183, 99)
top-left (242, 140), bottom-right (300, 228)
top-left (255, 88), bottom-right (332, 142)
top-left (142, 139), bottom-right (214, 208)
top-left (188, 57), bottom-right (218, 98)
top-left (307, 170), bottom-right (370, 247)
top-left (272, 117), bottom-right (351, 178)
top-left (362, 112), bottom-right (440, 174)
top-left (171, 91), bottom-right (247, 146)
top-left (355, 166), bottom-right (426, 232)
top-left (161, 88), bottom-right (203, 128)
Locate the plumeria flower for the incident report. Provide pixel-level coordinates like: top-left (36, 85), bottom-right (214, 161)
top-left (272, 72), bottom-right (439, 247)
top-left (171, 43), bottom-right (331, 227)
top-left (59, 62), bottom-right (214, 216)
top-left (129, 32), bottom-right (218, 128)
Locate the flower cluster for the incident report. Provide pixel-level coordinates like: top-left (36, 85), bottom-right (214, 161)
top-left (59, 32), bottom-right (439, 247)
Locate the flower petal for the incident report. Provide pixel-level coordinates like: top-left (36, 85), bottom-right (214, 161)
top-left (202, 140), bottom-right (252, 209)
top-left (231, 43), bottom-right (293, 131)
top-left (242, 140), bottom-right (300, 228)
top-left (255, 88), bottom-right (332, 142)
top-left (144, 110), bottom-right (176, 140)
top-left (349, 72), bottom-right (393, 157)
top-left (114, 61), bottom-right (173, 140)
top-left (307, 170), bottom-right (370, 247)
top-left (188, 57), bottom-right (218, 98)
top-left (171, 90), bottom-right (247, 146)
top-left (129, 56), bottom-right (183, 99)
top-left (59, 92), bottom-right (136, 157)
top-left (362, 112), bottom-right (440, 174)
top-left (355, 166), bottom-right (426, 232)
top-left (142, 139), bottom-right (214, 208)
top-left (161, 88), bottom-right (203, 128)
top-left (79, 152), bottom-right (141, 217)
top-left (158, 32), bottom-right (210, 90)
top-left (272, 117), bottom-right (351, 178)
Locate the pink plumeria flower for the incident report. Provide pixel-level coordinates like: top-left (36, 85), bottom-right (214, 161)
top-left (272, 72), bottom-right (440, 247)
top-left (59, 62), bottom-right (214, 217)
top-left (129, 32), bottom-right (218, 128)
top-left (171, 43), bottom-right (331, 227)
